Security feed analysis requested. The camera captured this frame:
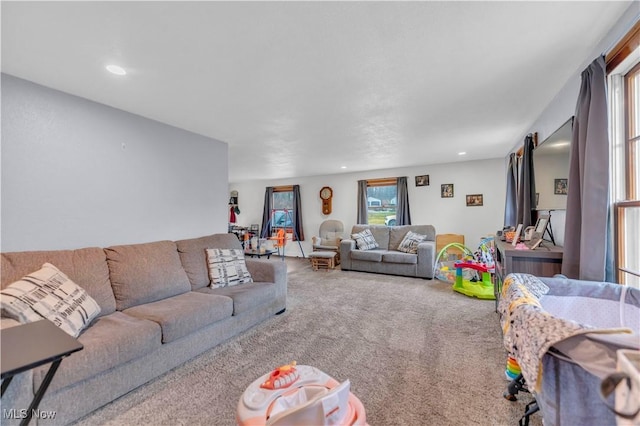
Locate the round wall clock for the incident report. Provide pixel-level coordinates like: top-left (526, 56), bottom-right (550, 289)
top-left (319, 186), bottom-right (333, 215)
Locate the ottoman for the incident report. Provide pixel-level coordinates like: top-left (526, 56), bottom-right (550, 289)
top-left (308, 251), bottom-right (337, 271)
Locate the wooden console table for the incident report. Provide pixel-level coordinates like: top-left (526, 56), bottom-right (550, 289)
top-left (493, 237), bottom-right (563, 307)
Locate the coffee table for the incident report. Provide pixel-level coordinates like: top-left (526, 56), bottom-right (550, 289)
top-left (244, 249), bottom-right (277, 259)
top-left (1, 320), bottom-right (84, 425)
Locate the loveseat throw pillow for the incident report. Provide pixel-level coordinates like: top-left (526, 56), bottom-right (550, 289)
top-left (352, 229), bottom-right (379, 250)
top-left (398, 231), bottom-right (427, 254)
top-left (0, 263), bottom-right (101, 337)
top-left (206, 248), bottom-right (253, 288)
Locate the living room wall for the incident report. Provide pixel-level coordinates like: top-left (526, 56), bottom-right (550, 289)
top-left (1, 74), bottom-right (229, 252)
top-left (507, 3), bottom-right (638, 249)
top-left (230, 157), bottom-right (506, 257)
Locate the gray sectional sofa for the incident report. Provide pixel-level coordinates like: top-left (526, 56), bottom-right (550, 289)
top-left (0, 233), bottom-right (286, 425)
top-left (340, 224), bottom-right (436, 278)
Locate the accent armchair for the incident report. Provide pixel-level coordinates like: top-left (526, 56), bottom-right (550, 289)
top-left (312, 220), bottom-right (344, 264)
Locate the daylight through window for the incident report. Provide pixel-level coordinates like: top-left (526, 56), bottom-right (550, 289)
top-left (366, 178), bottom-right (398, 225)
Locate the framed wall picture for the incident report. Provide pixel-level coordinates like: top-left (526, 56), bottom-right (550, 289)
top-left (415, 175), bottom-right (429, 187)
top-left (554, 178), bottom-right (568, 195)
top-left (441, 184), bottom-right (454, 198)
top-left (466, 194), bottom-right (483, 206)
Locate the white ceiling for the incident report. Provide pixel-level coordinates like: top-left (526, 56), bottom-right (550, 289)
top-left (1, 1), bottom-right (633, 182)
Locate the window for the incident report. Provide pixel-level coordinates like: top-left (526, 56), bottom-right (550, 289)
top-left (608, 22), bottom-right (640, 288)
top-left (365, 178), bottom-right (397, 225)
top-left (271, 186), bottom-right (294, 231)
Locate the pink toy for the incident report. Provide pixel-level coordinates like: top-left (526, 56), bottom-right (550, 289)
top-left (238, 364), bottom-right (367, 426)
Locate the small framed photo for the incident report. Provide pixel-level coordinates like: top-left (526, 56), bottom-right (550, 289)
top-left (441, 184), bottom-right (454, 198)
top-left (512, 224), bottom-right (523, 247)
top-left (466, 194), bottom-right (483, 206)
top-left (554, 178), bottom-right (568, 195)
top-left (415, 175), bottom-right (429, 187)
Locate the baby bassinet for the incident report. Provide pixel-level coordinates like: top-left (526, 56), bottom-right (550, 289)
top-left (499, 273), bottom-right (640, 425)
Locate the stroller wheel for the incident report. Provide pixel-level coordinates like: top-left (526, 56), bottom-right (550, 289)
top-left (503, 392), bottom-right (518, 401)
top-left (504, 374), bottom-right (528, 402)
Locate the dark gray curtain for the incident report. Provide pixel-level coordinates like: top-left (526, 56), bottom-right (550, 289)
top-left (260, 187), bottom-right (273, 238)
top-left (516, 134), bottom-right (536, 231)
top-left (292, 185), bottom-right (304, 241)
top-left (504, 153), bottom-right (518, 227)
top-left (357, 180), bottom-right (368, 224)
top-left (562, 56), bottom-right (611, 281)
top-left (396, 177), bottom-right (411, 225)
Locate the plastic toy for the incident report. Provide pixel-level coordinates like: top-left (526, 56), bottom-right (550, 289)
top-left (505, 356), bottom-right (521, 381)
top-left (452, 260), bottom-right (495, 300)
top-left (434, 243), bottom-right (476, 283)
top-left (260, 361), bottom-right (300, 390)
top-left (238, 364), bottom-right (367, 426)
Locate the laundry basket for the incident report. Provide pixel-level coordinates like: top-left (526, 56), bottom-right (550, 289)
top-left (434, 242), bottom-right (475, 283)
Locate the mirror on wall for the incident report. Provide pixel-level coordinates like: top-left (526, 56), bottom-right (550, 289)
top-left (533, 117), bottom-right (573, 210)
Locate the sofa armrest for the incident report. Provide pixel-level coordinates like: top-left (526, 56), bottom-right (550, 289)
top-left (340, 239), bottom-right (356, 270)
top-left (416, 240), bottom-right (436, 279)
top-left (245, 259), bottom-right (287, 311)
top-left (245, 258), bottom-right (285, 283)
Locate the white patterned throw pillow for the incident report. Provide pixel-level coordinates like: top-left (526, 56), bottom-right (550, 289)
top-left (0, 263), bottom-right (101, 337)
top-left (206, 248), bottom-right (253, 288)
top-left (351, 229), bottom-right (379, 250)
top-left (398, 231), bottom-right (427, 254)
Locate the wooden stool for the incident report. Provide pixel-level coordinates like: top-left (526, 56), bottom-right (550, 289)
top-left (308, 251), bottom-right (337, 271)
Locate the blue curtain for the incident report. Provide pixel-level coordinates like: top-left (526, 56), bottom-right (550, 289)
top-left (260, 187), bottom-right (273, 238)
top-left (292, 185), bottom-right (304, 241)
top-left (562, 56), bottom-right (611, 281)
top-left (357, 180), bottom-right (368, 224)
top-left (504, 153), bottom-right (518, 227)
top-left (396, 177), bottom-right (411, 225)
top-left (516, 134), bottom-right (536, 231)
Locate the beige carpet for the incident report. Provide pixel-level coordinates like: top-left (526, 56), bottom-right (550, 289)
top-left (74, 258), bottom-right (540, 425)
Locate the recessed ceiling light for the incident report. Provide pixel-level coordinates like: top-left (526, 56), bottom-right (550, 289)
top-left (341, 166), bottom-right (347, 169)
top-left (458, 151), bottom-right (466, 156)
top-left (106, 64), bottom-right (127, 76)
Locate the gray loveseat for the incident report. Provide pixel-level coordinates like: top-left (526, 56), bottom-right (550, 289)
top-left (340, 224), bottom-right (436, 278)
top-left (0, 233), bottom-right (286, 425)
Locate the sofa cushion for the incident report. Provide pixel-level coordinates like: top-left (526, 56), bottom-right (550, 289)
top-left (0, 263), bottom-right (101, 337)
top-left (350, 249), bottom-right (384, 262)
top-left (33, 311), bottom-right (162, 393)
top-left (105, 240), bottom-right (191, 311)
top-left (206, 248), bottom-right (253, 288)
top-left (322, 231), bottom-right (342, 247)
top-left (176, 234), bottom-right (243, 290)
top-left (389, 225), bottom-right (436, 250)
top-left (123, 292), bottom-right (233, 343)
top-left (1, 247), bottom-right (116, 317)
top-left (196, 282), bottom-right (276, 315)
top-left (382, 251), bottom-right (418, 264)
top-left (351, 225), bottom-right (390, 249)
top-left (351, 229), bottom-right (379, 250)
top-left (398, 231), bottom-right (427, 254)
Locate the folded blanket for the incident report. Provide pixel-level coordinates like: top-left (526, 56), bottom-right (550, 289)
top-left (499, 273), bottom-right (631, 392)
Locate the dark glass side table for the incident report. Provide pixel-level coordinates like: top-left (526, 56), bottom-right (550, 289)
top-left (1, 320), bottom-right (84, 425)
top-left (244, 248), bottom-right (277, 259)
